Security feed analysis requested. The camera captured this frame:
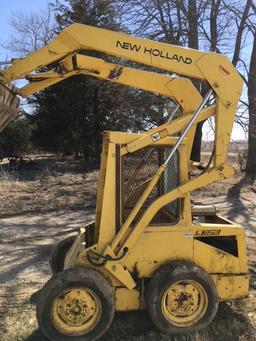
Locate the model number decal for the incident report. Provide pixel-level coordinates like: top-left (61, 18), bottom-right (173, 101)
top-left (195, 229), bottom-right (221, 236)
top-left (116, 41), bottom-right (193, 65)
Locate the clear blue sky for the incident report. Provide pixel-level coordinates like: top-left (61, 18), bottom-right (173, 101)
top-left (0, 0), bottom-right (50, 55)
top-left (0, 1), bottom-right (51, 112)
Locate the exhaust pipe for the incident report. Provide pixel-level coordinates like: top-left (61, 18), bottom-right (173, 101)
top-left (0, 83), bottom-right (20, 132)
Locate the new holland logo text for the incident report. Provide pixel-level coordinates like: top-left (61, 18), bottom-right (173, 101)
top-left (116, 41), bottom-right (192, 65)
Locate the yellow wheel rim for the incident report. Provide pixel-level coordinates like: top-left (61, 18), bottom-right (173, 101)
top-left (161, 280), bottom-right (208, 327)
top-left (51, 287), bottom-right (102, 336)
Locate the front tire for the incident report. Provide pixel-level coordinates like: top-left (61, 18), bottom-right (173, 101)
top-left (37, 267), bottom-right (115, 341)
top-left (146, 261), bottom-right (219, 334)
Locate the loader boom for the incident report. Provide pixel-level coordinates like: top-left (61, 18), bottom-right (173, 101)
top-left (0, 23), bottom-right (243, 166)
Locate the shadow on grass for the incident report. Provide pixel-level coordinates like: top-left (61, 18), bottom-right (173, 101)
top-left (25, 302), bottom-right (253, 341)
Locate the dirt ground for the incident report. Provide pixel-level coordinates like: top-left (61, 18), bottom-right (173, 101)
top-left (0, 156), bottom-right (255, 341)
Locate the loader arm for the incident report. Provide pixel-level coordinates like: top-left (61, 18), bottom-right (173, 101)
top-left (20, 55), bottom-right (203, 158)
top-left (19, 54), bottom-right (202, 114)
top-left (0, 51), bottom-right (204, 157)
top-left (0, 23), bottom-right (241, 105)
top-left (18, 53), bottom-right (205, 159)
top-left (0, 23), bottom-right (243, 165)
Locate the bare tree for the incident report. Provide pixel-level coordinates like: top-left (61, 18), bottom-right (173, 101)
top-left (221, 0), bottom-right (256, 177)
top-left (245, 2), bottom-right (256, 177)
top-left (1, 5), bottom-right (57, 56)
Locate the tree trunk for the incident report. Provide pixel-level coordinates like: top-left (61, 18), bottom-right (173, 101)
top-left (246, 32), bottom-right (256, 179)
top-left (187, 0), bottom-right (203, 162)
top-left (187, 0), bottom-right (198, 49)
top-left (210, 0), bottom-right (221, 52)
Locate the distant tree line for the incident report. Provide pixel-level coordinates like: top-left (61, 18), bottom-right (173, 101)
top-left (1, 0), bottom-right (256, 178)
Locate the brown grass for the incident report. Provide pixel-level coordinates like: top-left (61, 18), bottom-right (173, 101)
top-left (0, 157), bottom-right (98, 217)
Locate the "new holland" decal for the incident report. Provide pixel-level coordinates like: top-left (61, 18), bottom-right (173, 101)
top-left (116, 40), bottom-right (192, 65)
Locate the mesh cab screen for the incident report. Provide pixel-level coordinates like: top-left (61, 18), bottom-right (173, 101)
top-left (122, 146), bottom-right (179, 225)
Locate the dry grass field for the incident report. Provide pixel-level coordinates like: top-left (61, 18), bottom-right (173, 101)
top-left (0, 154), bottom-right (255, 341)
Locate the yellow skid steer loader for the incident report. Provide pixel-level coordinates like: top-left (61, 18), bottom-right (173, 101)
top-left (0, 24), bottom-right (248, 340)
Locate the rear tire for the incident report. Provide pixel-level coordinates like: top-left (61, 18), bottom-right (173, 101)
top-left (146, 261), bottom-right (219, 335)
top-left (37, 267), bottom-right (115, 341)
top-left (50, 236), bottom-right (76, 274)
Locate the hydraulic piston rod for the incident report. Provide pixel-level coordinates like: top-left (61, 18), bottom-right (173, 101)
top-left (164, 89), bottom-right (213, 166)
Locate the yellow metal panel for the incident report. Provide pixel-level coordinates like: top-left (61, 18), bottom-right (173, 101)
top-left (94, 133), bottom-right (109, 242)
top-left (177, 143), bottom-right (192, 227)
top-left (196, 53), bottom-right (243, 107)
top-left (194, 239), bottom-right (241, 273)
top-left (211, 275), bottom-right (249, 301)
top-left (237, 235), bottom-right (248, 273)
top-left (104, 262), bottom-right (136, 290)
top-left (107, 132), bottom-right (188, 156)
top-left (115, 288), bottom-right (141, 311)
top-left (125, 230), bottom-right (194, 277)
top-left (215, 100), bottom-right (238, 165)
top-left (124, 106), bottom-right (215, 154)
top-left (185, 126), bottom-right (197, 160)
top-left (96, 142), bottom-right (117, 250)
